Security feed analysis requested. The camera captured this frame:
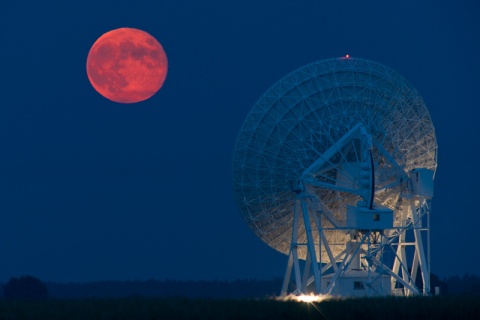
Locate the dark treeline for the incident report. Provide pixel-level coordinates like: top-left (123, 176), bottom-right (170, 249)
top-left (46, 278), bottom-right (283, 299)
top-left (1, 274), bottom-right (480, 299)
top-left (1, 278), bottom-right (283, 299)
top-left (444, 273), bottom-right (480, 295)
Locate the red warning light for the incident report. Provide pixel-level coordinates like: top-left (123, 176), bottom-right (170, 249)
top-left (346, 54), bottom-right (350, 58)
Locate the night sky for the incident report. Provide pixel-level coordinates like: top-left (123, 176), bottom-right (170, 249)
top-left (0, 1), bottom-right (478, 283)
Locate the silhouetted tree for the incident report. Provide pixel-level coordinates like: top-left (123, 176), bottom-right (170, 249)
top-left (3, 275), bottom-right (49, 300)
top-left (445, 273), bottom-right (480, 295)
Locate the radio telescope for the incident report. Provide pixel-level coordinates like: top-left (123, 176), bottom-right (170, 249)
top-left (232, 57), bottom-right (437, 297)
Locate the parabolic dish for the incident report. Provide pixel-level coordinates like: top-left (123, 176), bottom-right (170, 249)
top-left (232, 57), bottom-right (437, 261)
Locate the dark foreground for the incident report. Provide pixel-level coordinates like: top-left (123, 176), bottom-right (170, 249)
top-left (0, 295), bottom-right (478, 320)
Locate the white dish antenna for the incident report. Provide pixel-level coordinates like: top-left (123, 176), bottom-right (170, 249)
top-left (233, 57), bottom-right (437, 297)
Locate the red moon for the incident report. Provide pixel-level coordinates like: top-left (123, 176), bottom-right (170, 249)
top-left (86, 28), bottom-right (168, 103)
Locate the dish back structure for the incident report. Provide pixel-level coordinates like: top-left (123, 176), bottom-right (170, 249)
top-left (233, 57), bottom-right (437, 297)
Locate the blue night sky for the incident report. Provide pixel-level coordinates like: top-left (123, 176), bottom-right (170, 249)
top-left (0, 1), bottom-right (478, 283)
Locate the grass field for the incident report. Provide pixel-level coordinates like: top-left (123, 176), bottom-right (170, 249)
top-left (0, 295), bottom-right (478, 320)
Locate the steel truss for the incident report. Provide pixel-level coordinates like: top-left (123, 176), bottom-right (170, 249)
top-left (281, 125), bottom-right (432, 297)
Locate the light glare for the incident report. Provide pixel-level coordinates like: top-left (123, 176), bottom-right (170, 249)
top-left (296, 294), bottom-right (327, 303)
top-left (279, 294), bottom-right (330, 303)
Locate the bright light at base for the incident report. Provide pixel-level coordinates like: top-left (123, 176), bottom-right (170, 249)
top-left (280, 294), bottom-right (330, 303)
top-left (296, 295), bottom-right (321, 303)
top-left (346, 54), bottom-right (350, 58)
top-left (296, 294), bottom-right (328, 303)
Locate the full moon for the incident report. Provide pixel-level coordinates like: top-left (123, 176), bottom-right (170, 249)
top-left (86, 28), bottom-right (168, 103)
